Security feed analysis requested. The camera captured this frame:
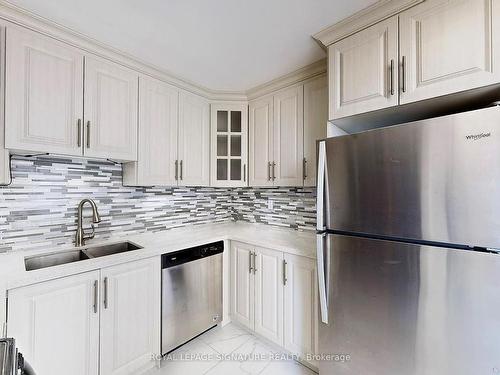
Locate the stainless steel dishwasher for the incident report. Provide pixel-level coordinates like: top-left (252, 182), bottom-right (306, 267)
top-left (161, 241), bottom-right (223, 354)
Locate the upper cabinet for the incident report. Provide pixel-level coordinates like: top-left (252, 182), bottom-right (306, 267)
top-left (303, 76), bottom-right (328, 187)
top-left (84, 56), bottom-right (138, 161)
top-left (328, 16), bottom-right (399, 119)
top-left (399, 0), bottom-right (500, 104)
top-left (210, 103), bottom-right (248, 187)
top-left (123, 76), bottom-right (178, 186)
top-left (249, 85), bottom-right (303, 187)
top-left (178, 92), bottom-right (210, 186)
top-left (249, 77), bottom-right (326, 188)
top-left (4, 25), bottom-right (139, 161)
top-left (5, 25), bottom-right (84, 156)
top-left (272, 85), bottom-right (304, 187)
top-left (328, 0), bottom-right (500, 119)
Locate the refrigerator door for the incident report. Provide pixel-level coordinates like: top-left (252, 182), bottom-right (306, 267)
top-left (319, 234), bottom-right (500, 375)
top-left (323, 106), bottom-right (500, 249)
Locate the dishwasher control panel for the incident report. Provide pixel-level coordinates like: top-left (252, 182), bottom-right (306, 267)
top-left (161, 241), bottom-right (224, 268)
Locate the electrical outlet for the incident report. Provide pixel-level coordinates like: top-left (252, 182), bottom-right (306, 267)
top-left (267, 200), bottom-right (273, 210)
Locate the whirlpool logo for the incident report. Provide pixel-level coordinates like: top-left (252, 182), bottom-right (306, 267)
top-left (465, 132), bottom-right (491, 141)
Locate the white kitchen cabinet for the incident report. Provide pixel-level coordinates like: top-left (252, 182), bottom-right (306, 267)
top-left (84, 56), bottom-right (138, 161)
top-left (177, 91), bottom-right (210, 186)
top-left (283, 253), bottom-right (318, 361)
top-left (249, 96), bottom-right (274, 187)
top-left (303, 75), bottom-right (328, 187)
top-left (0, 25), bottom-right (10, 185)
top-left (100, 257), bottom-right (160, 375)
top-left (7, 271), bottom-right (100, 375)
top-left (328, 16), bottom-right (399, 120)
top-left (399, 0), bottom-right (500, 104)
top-left (254, 247), bottom-right (283, 346)
top-left (5, 25), bottom-right (84, 156)
top-left (210, 103), bottom-right (248, 187)
top-left (231, 241), bottom-right (254, 330)
top-left (123, 76), bottom-right (178, 186)
top-left (273, 85), bottom-right (304, 187)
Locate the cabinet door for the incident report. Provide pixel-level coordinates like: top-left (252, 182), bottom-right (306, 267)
top-left (273, 85), bottom-right (304, 187)
top-left (123, 76), bottom-right (178, 186)
top-left (5, 25), bottom-right (84, 156)
top-left (254, 247), bottom-right (284, 346)
top-left (303, 75), bottom-right (328, 187)
top-left (230, 241), bottom-right (254, 330)
top-left (211, 104), bottom-right (248, 187)
top-left (328, 16), bottom-right (399, 119)
top-left (399, 0), bottom-right (500, 104)
top-left (7, 271), bottom-right (100, 375)
top-left (100, 257), bottom-right (160, 375)
top-left (84, 56), bottom-right (138, 161)
top-left (178, 92), bottom-right (210, 186)
top-left (249, 96), bottom-right (273, 187)
top-left (283, 254), bottom-right (318, 360)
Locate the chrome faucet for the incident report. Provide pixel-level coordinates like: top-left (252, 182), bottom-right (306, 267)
top-left (75, 199), bottom-right (101, 247)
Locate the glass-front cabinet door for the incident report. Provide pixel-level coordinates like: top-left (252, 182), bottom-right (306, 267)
top-left (210, 103), bottom-right (248, 187)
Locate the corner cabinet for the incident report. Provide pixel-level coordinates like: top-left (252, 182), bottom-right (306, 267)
top-left (7, 257), bottom-right (161, 375)
top-left (210, 103), bottom-right (248, 187)
top-left (327, 0), bottom-right (500, 119)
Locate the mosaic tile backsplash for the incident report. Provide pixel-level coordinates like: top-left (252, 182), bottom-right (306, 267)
top-left (0, 156), bottom-right (316, 252)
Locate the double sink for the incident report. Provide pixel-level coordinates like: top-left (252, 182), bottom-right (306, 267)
top-left (24, 242), bottom-right (143, 271)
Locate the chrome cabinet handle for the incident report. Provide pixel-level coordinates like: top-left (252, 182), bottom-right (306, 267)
top-left (103, 277), bottom-right (108, 309)
top-left (268, 162), bottom-right (272, 181)
top-left (249, 251), bottom-right (253, 274)
top-left (77, 119), bottom-right (82, 147)
top-left (272, 162), bottom-right (276, 181)
top-left (303, 158), bottom-right (307, 180)
top-left (253, 252), bottom-right (257, 274)
top-left (175, 160), bottom-right (178, 181)
top-left (401, 56), bottom-right (407, 93)
top-left (317, 234), bottom-right (329, 324)
top-left (86, 121), bottom-right (91, 148)
top-left (316, 141), bottom-right (327, 231)
top-left (390, 59), bottom-right (395, 96)
top-left (243, 164), bottom-right (246, 183)
top-left (283, 260), bottom-right (287, 286)
top-left (93, 280), bottom-right (98, 314)
top-left (180, 160), bottom-right (183, 181)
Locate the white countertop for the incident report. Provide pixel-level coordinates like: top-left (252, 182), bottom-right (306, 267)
top-left (0, 222), bottom-right (316, 291)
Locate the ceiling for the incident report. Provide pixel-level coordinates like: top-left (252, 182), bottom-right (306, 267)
top-left (6, 0), bottom-right (375, 92)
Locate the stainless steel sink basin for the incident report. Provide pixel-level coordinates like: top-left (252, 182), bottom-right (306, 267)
top-left (83, 241), bottom-right (142, 258)
top-left (25, 249), bottom-right (90, 271)
top-left (24, 241), bottom-right (143, 271)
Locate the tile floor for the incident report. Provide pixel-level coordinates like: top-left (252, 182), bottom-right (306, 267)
top-left (144, 323), bottom-right (317, 375)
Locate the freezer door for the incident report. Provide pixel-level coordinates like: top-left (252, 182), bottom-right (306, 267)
top-left (323, 106), bottom-right (500, 248)
top-left (318, 234), bottom-right (500, 375)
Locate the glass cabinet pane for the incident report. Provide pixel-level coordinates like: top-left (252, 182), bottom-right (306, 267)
top-left (230, 159), bottom-right (241, 180)
top-left (217, 111), bottom-right (228, 132)
top-left (217, 135), bottom-right (228, 156)
top-left (217, 159), bottom-right (228, 180)
top-left (230, 135), bottom-right (241, 156)
top-left (230, 111), bottom-right (241, 132)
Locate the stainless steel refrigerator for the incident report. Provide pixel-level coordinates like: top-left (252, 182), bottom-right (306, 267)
top-left (316, 106), bottom-right (500, 375)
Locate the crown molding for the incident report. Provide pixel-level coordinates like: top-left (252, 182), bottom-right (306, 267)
top-left (246, 58), bottom-right (327, 101)
top-left (0, 1), bottom-right (326, 103)
top-left (313, 0), bottom-right (424, 47)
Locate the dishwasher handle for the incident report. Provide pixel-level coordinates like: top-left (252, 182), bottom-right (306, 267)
top-left (162, 241), bottom-right (224, 268)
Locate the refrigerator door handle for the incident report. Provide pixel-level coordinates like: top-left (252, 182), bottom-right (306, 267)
top-left (317, 233), bottom-right (329, 324)
top-left (316, 141), bottom-right (327, 231)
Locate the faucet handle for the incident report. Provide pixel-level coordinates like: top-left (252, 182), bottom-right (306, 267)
top-left (83, 224), bottom-right (96, 240)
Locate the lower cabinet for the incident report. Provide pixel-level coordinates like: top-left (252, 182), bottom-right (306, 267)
top-left (230, 241), bottom-right (317, 361)
top-left (7, 257), bottom-right (160, 375)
